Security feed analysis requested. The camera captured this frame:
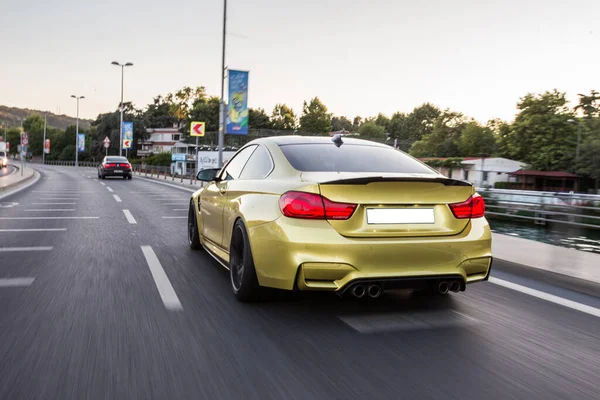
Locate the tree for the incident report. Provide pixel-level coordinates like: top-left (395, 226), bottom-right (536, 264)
top-left (352, 116), bottom-right (362, 131)
top-left (409, 111), bottom-right (467, 157)
top-left (188, 96), bottom-right (220, 135)
top-left (575, 90), bottom-right (600, 119)
top-left (144, 95), bottom-right (178, 129)
top-left (22, 115), bottom-right (46, 156)
top-left (406, 103), bottom-right (441, 141)
top-left (331, 116), bottom-right (352, 132)
top-left (249, 108), bottom-right (271, 129)
top-left (299, 97), bottom-right (332, 134)
top-left (502, 90), bottom-right (576, 170)
top-left (577, 132), bottom-right (600, 191)
top-left (5, 128), bottom-right (21, 156)
top-left (358, 122), bottom-right (385, 138)
top-left (459, 123), bottom-right (497, 156)
top-left (271, 104), bottom-right (297, 131)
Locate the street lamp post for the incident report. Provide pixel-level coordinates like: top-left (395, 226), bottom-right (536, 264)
top-left (71, 95), bottom-right (85, 167)
top-left (42, 113), bottom-right (47, 165)
top-left (218, 0), bottom-right (227, 167)
top-left (112, 61), bottom-right (134, 157)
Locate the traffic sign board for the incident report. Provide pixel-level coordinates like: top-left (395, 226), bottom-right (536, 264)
top-left (21, 133), bottom-right (29, 146)
top-left (190, 121), bottom-right (206, 137)
top-left (123, 139), bottom-right (131, 149)
top-left (103, 136), bottom-right (111, 148)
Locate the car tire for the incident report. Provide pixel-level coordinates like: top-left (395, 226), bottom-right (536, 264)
top-left (128, 176), bottom-right (132, 180)
top-left (187, 200), bottom-right (202, 250)
top-left (229, 220), bottom-right (262, 302)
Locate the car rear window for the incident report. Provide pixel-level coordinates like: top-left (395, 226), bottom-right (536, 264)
top-left (106, 157), bottom-right (128, 162)
top-left (279, 144), bottom-right (436, 174)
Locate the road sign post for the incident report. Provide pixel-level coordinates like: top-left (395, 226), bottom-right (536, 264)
top-left (103, 136), bottom-right (111, 157)
top-left (190, 122), bottom-right (206, 175)
top-left (20, 132), bottom-right (28, 176)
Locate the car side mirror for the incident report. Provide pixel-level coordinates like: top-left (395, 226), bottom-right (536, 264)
top-left (196, 168), bottom-right (221, 182)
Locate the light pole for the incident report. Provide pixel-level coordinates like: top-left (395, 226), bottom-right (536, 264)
top-left (218, 0), bottom-right (227, 167)
top-left (71, 95), bottom-right (85, 167)
top-left (567, 119), bottom-right (582, 166)
top-left (42, 112), bottom-right (47, 164)
top-left (111, 61), bottom-right (134, 157)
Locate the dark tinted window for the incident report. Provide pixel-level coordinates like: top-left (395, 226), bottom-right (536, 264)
top-left (222, 145), bottom-right (257, 180)
top-left (106, 157), bottom-right (128, 163)
top-left (279, 144), bottom-right (435, 174)
top-left (239, 146), bottom-right (273, 180)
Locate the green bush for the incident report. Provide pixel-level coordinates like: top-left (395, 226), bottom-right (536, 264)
top-left (494, 181), bottom-right (510, 189)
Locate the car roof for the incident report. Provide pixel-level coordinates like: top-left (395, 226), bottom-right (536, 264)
top-left (258, 135), bottom-right (389, 148)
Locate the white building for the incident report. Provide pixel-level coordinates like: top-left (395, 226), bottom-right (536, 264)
top-left (137, 127), bottom-right (181, 157)
top-left (426, 157), bottom-right (527, 188)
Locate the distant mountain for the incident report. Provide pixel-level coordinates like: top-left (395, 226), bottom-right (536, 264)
top-left (0, 105), bottom-right (92, 130)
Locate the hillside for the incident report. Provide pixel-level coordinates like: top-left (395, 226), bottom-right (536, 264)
top-left (0, 105), bottom-right (92, 130)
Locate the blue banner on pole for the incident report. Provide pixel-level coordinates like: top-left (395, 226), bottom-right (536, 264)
top-left (226, 70), bottom-right (249, 135)
top-left (77, 134), bottom-right (85, 152)
top-left (122, 122), bottom-right (133, 149)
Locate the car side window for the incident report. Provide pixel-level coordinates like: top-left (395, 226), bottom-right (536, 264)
top-left (221, 145), bottom-right (257, 181)
top-left (239, 145), bottom-right (273, 180)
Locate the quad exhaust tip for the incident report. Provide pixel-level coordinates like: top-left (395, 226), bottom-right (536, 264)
top-left (352, 284), bottom-right (366, 298)
top-left (367, 284), bottom-right (382, 299)
top-left (449, 281), bottom-right (461, 293)
top-left (438, 281), bottom-right (449, 294)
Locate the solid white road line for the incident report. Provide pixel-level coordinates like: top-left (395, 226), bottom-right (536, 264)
top-left (0, 278), bottom-right (36, 287)
top-left (0, 217), bottom-right (98, 220)
top-left (113, 195), bottom-right (122, 203)
top-left (32, 202), bottom-right (76, 205)
top-left (24, 209), bottom-right (75, 212)
top-left (0, 228), bottom-right (67, 232)
top-left (122, 209), bottom-right (137, 224)
top-left (489, 277), bottom-right (600, 318)
top-left (162, 216), bottom-right (187, 219)
top-left (140, 245), bottom-right (183, 311)
top-left (106, 187), bottom-right (114, 193)
top-left (0, 247), bottom-right (53, 252)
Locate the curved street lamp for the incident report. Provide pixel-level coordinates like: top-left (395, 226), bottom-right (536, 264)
top-left (111, 61), bottom-right (134, 156)
top-left (71, 95), bottom-right (85, 167)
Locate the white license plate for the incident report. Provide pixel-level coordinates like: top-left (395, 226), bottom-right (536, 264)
top-left (366, 208), bottom-right (435, 224)
top-left (114, 170), bottom-right (123, 173)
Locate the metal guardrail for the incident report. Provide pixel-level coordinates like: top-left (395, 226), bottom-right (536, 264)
top-left (41, 160), bottom-right (99, 168)
top-left (130, 164), bottom-right (205, 187)
top-left (481, 189), bottom-right (600, 230)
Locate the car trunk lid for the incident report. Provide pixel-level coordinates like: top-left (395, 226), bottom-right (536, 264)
top-left (302, 172), bottom-right (474, 238)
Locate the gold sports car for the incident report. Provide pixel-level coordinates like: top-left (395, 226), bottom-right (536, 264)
top-left (188, 135), bottom-right (492, 302)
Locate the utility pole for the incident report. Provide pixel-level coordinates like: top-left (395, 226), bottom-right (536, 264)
top-left (112, 61), bottom-right (134, 157)
top-left (218, 0), bottom-right (227, 167)
top-left (71, 95), bottom-right (85, 167)
top-left (42, 113), bottom-right (47, 164)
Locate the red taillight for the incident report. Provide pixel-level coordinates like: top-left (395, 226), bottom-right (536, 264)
top-left (449, 194), bottom-right (485, 219)
top-left (279, 191), bottom-right (356, 220)
top-left (105, 163), bottom-right (117, 168)
top-left (123, 164), bottom-right (131, 169)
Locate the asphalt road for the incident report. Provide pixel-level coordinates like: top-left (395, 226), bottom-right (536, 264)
top-left (0, 165), bottom-right (599, 400)
top-left (0, 165), bottom-right (16, 177)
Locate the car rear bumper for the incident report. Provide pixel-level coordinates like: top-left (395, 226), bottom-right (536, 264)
top-left (102, 170), bottom-right (132, 177)
top-left (247, 217), bottom-right (492, 291)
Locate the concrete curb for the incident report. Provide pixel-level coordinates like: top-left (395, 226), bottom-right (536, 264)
top-left (134, 175), bottom-right (197, 193)
top-left (0, 168), bottom-right (40, 200)
top-left (493, 258), bottom-right (600, 299)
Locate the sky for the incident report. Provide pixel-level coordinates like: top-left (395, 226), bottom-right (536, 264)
top-left (1, 0), bottom-right (599, 123)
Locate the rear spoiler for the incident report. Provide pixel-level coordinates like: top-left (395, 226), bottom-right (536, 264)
top-left (319, 176), bottom-right (472, 187)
